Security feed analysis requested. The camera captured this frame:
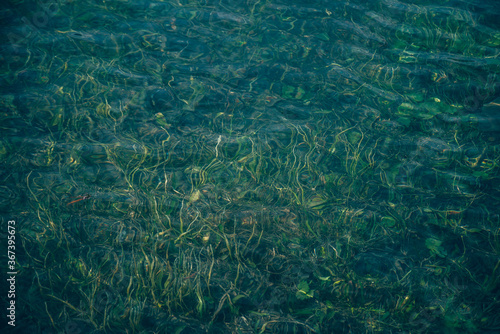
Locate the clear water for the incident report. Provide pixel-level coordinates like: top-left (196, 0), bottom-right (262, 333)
top-left (1, 0), bottom-right (499, 332)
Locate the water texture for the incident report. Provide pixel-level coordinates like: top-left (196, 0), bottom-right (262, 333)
top-left (1, 0), bottom-right (499, 332)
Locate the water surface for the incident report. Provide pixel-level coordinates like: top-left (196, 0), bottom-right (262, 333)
top-left (1, 0), bottom-right (499, 332)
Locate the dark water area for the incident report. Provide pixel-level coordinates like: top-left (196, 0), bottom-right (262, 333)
top-left (1, 0), bottom-right (500, 332)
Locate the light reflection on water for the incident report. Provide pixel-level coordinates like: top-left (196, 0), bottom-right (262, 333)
top-left (1, 0), bottom-right (499, 332)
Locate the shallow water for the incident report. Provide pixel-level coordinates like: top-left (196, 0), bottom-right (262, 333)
top-left (1, 0), bottom-right (499, 332)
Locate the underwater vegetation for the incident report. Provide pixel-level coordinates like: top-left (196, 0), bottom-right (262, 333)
top-left (1, 0), bottom-right (499, 333)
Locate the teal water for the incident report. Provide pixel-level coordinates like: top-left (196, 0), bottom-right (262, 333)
top-left (1, 0), bottom-right (499, 333)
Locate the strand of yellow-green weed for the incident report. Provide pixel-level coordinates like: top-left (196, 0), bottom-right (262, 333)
top-left (122, 149), bottom-right (149, 190)
top-left (140, 247), bottom-right (163, 308)
top-left (230, 135), bottom-right (253, 160)
top-left (240, 136), bottom-right (264, 182)
top-left (231, 223), bottom-right (245, 287)
top-left (302, 136), bottom-right (319, 176)
top-left (48, 293), bottom-right (97, 327)
top-left (151, 196), bottom-right (174, 233)
top-left (26, 171), bottom-right (41, 207)
top-left (329, 125), bottom-right (357, 154)
top-left (44, 302), bottom-right (56, 329)
top-left (174, 249), bottom-right (194, 308)
top-left (295, 162), bottom-right (306, 205)
top-left (198, 158), bottom-right (225, 186)
top-left (288, 140), bottom-right (306, 205)
top-left (174, 209), bottom-right (200, 244)
top-left (131, 252), bottom-right (148, 298)
top-left (193, 253), bottom-right (206, 316)
top-left (87, 278), bottom-right (102, 327)
top-left (243, 223), bottom-right (259, 253)
top-left (195, 281), bottom-right (205, 316)
top-left (284, 140), bottom-right (298, 184)
top-left (344, 129), bottom-right (365, 177)
top-left (178, 199), bottom-right (185, 234)
top-left (234, 262), bottom-right (242, 286)
top-left (210, 289), bottom-right (234, 325)
top-left (248, 152), bottom-right (266, 182)
top-left (206, 223), bottom-right (233, 261)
